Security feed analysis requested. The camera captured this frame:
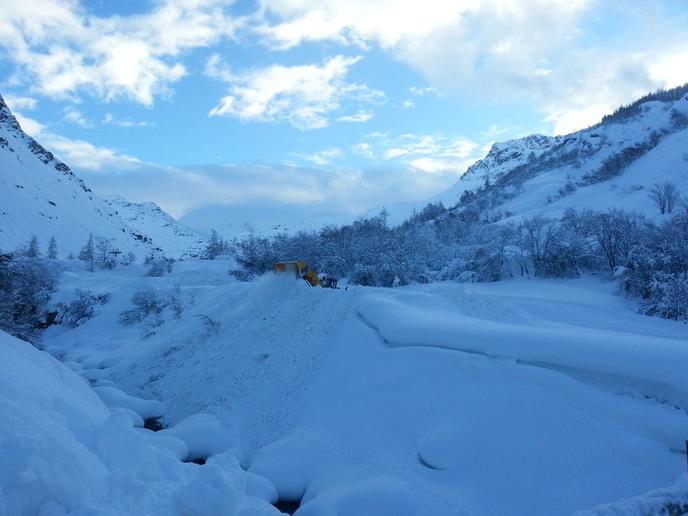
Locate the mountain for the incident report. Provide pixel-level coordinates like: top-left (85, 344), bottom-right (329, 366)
top-left (436, 85), bottom-right (688, 221)
top-left (104, 197), bottom-right (206, 259)
top-left (0, 94), bottom-right (203, 258)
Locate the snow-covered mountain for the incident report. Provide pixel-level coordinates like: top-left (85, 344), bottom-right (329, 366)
top-left (0, 94), bottom-right (203, 258)
top-left (384, 85), bottom-right (688, 225)
top-left (104, 197), bottom-right (206, 259)
top-left (438, 85), bottom-right (688, 221)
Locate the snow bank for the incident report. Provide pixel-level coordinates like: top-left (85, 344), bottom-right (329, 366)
top-left (357, 286), bottom-right (688, 407)
top-left (573, 474), bottom-right (688, 516)
top-left (0, 330), bottom-right (277, 515)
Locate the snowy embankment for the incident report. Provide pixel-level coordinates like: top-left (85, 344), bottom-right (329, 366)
top-left (357, 279), bottom-right (688, 408)
top-left (0, 329), bottom-right (280, 515)
top-left (16, 263), bottom-right (688, 515)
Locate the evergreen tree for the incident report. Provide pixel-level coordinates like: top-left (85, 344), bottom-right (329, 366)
top-left (26, 236), bottom-right (40, 258)
top-left (203, 230), bottom-right (224, 260)
top-left (47, 237), bottom-right (58, 260)
top-left (79, 234), bottom-right (95, 272)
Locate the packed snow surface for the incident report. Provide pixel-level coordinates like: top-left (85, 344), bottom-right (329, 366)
top-left (30, 261), bottom-right (688, 515)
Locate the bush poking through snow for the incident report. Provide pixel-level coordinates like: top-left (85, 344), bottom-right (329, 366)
top-left (119, 287), bottom-right (166, 325)
top-left (57, 289), bottom-right (111, 328)
top-left (168, 286), bottom-right (184, 320)
top-left (119, 286), bottom-right (189, 328)
top-left (196, 314), bottom-right (220, 336)
top-left (120, 251), bottom-right (136, 266)
top-left (145, 253), bottom-right (175, 277)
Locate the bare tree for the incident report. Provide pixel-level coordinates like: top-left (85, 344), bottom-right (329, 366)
top-left (649, 182), bottom-right (680, 214)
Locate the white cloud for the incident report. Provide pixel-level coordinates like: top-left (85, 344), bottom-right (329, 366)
top-left (208, 55), bottom-right (385, 129)
top-left (409, 86), bottom-right (442, 97)
top-left (13, 111), bottom-right (140, 170)
top-left (297, 147), bottom-right (343, 166)
top-left (0, 0), bottom-right (242, 105)
top-left (337, 110), bottom-right (373, 123)
top-left (256, 0), bottom-right (688, 134)
top-left (102, 113), bottom-right (152, 128)
top-left (357, 132), bottom-right (483, 175)
top-left (79, 160), bottom-right (465, 220)
top-left (3, 95), bottom-right (38, 111)
top-left (401, 99), bottom-right (415, 109)
top-left (63, 106), bottom-right (92, 128)
top-left (352, 142), bottom-right (374, 159)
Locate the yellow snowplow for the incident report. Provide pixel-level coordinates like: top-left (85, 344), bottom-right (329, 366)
top-left (273, 261), bottom-right (338, 288)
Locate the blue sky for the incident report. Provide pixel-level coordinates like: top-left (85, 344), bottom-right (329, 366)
top-left (2, 0), bottom-right (688, 222)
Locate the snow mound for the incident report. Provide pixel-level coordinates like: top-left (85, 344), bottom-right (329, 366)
top-left (94, 385), bottom-right (165, 420)
top-left (0, 330), bottom-right (276, 515)
top-left (161, 413), bottom-right (235, 462)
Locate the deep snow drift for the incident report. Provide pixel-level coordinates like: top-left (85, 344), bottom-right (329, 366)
top-left (0, 329), bottom-right (281, 516)
top-left (26, 260), bottom-right (688, 516)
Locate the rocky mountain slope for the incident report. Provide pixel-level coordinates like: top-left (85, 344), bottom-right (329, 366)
top-left (0, 94), bottom-right (203, 258)
top-left (104, 197), bottom-right (206, 259)
top-left (437, 84), bottom-right (688, 221)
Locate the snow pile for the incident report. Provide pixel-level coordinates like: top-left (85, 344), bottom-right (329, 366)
top-left (0, 330), bottom-right (278, 515)
top-left (573, 474), bottom-right (688, 516)
top-left (160, 413), bottom-right (236, 462)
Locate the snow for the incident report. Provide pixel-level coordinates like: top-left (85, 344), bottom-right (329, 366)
top-left (356, 280), bottom-right (688, 407)
top-left (384, 92), bottom-right (688, 224)
top-left (34, 263), bottom-right (688, 515)
top-left (104, 196), bottom-right (206, 259)
top-left (160, 414), bottom-right (236, 461)
top-left (0, 329), bottom-right (279, 515)
top-left (3, 88), bottom-right (688, 515)
top-left (94, 385), bottom-right (165, 420)
top-left (0, 95), bottom-right (204, 258)
top-left (573, 474), bottom-right (688, 515)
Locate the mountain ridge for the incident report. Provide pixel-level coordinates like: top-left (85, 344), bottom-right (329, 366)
top-left (0, 93), bottom-right (204, 259)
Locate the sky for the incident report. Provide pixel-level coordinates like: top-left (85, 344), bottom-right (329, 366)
top-left (2, 0), bottom-right (688, 225)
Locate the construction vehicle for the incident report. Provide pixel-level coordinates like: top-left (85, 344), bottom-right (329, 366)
top-left (273, 261), bottom-right (338, 288)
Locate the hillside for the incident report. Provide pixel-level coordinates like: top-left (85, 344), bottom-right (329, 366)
top-left (0, 94), bottom-right (203, 258)
top-left (438, 84), bottom-right (688, 222)
top-left (104, 197), bottom-right (206, 259)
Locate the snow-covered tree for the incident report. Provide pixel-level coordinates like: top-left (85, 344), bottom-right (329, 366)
top-left (203, 230), bottom-right (225, 260)
top-left (57, 289), bottom-right (110, 328)
top-left (79, 234), bottom-right (95, 272)
top-left (95, 238), bottom-right (118, 270)
top-left (120, 252), bottom-right (136, 266)
top-left (0, 253), bottom-right (58, 343)
top-left (649, 182), bottom-right (681, 214)
top-left (26, 236), bottom-right (40, 258)
top-left (648, 273), bottom-right (688, 320)
top-left (47, 237), bottom-right (58, 260)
